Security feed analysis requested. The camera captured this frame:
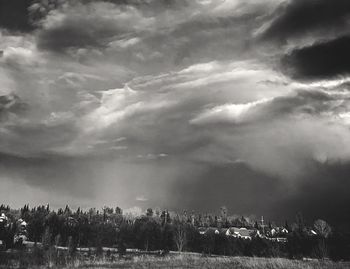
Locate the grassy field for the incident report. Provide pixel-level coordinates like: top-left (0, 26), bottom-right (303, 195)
top-left (61, 255), bottom-right (350, 269)
top-left (1, 252), bottom-right (350, 269)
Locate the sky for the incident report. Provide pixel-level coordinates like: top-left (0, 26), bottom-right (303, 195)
top-left (1, 0), bottom-right (350, 226)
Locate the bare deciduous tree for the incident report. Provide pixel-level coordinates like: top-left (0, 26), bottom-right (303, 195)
top-left (312, 238), bottom-right (329, 259)
top-left (174, 224), bottom-right (187, 252)
top-left (314, 219), bottom-right (332, 238)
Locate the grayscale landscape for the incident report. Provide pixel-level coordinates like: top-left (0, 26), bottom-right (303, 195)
top-left (0, 0), bottom-right (350, 268)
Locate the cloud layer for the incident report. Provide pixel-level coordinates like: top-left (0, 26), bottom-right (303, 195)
top-left (1, 0), bottom-right (350, 225)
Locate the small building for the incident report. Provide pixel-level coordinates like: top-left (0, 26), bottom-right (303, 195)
top-left (268, 237), bottom-right (288, 243)
top-left (198, 227), bottom-right (221, 235)
top-left (225, 227), bottom-right (259, 240)
top-left (270, 227), bottom-right (289, 236)
top-left (0, 213), bottom-right (8, 226)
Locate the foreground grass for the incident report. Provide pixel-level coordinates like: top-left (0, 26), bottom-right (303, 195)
top-left (71, 255), bottom-right (350, 269)
top-left (1, 253), bottom-right (350, 269)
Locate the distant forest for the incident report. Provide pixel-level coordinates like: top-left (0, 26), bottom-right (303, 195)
top-left (0, 204), bottom-right (350, 262)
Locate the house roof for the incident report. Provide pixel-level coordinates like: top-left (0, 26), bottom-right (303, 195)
top-left (228, 227), bottom-right (256, 237)
top-left (198, 227), bottom-right (225, 235)
top-left (198, 227), bottom-right (207, 233)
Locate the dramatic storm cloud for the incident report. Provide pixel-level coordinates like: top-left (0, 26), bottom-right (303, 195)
top-left (261, 0), bottom-right (350, 43)
top-left (282, 36), bottom-right (350, 79)
top-left (1, 0), bottom-right (350, 226)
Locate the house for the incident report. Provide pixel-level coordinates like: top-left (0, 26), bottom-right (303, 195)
top-left (0, 213), bottom-right (8, 227)
top-left (225, 227), bottom-right (259, 240)
top-left (198, 227), bottom-right (207, 235)
top-left (14, 219), bottom-right (28, 246)
top-left (270, 227), bottom-right (289, 237)
top-left (198, 227), bottom-right (221, 235)
top-left (309, 229), bottom-right (317, 236)
top-left (268, 237), bottom-right (288, 243)
top-left (280, 227), bottom-right (289, 234)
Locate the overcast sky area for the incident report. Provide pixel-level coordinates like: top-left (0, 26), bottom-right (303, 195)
top-left (1, 0), bottom-right (350, 226)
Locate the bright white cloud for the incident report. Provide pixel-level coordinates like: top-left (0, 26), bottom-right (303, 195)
top-left (191, 98), bottom-right (272, 125)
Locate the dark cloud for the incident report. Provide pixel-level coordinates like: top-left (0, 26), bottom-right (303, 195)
top-left (0, 93), bottom-right (28, 120)
top-left (35, 1), bottom-right (148, 53)
top-left (166, 161), bottom-right (350, 228)
top-left (262, 0), bottom-right (350, 42)
top-left (0, 152), bottom-right (96, 198)
top-left (34, 0), bottom-right (268, 59)
top-left (282, 35), bottom-right (350, 79)
top-left (281, 161), bottom-right (350, 229)
top-left (168, 14), bottom-right (258, 65)
top-left (37, 21), bottom-right (113, 52)
top-left (35, 4), bottom-right (126, 52)
top-left (0, 0), bottom-right (34, 32)
top-left (167, 162), bottom-right (284, 218)
top-left (4, 121), bottom-right (78, 155)
top-left (0, 0), bottom-right (127, 34)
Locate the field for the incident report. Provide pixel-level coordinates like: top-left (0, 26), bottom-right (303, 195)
top-left (1, 247), bottom-right (350, 269)
top-left (2, 254), bottom-right (348, 269)
top-left (71, 255), bottom-right (350, 269)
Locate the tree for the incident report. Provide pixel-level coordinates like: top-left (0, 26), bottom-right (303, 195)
top-left (201, 232), bottom-right (215, 254)
top-left (312, 219), bottom-right (331, 259)
top-left (285, 220), bottom-right (290, 231)
top-left (254, 221), bottom-right (259, 229)
top-left (42, 227), bottom-right (52, 251)
top-left (174, 223), bottom-right (187, 252)
top-left (115, 207), bottom-right (123, 215)
top-left (295, 212), bottom-right (305, 233)
top-left (134, 217), bottom-right (161, 251)
top-left (314, 219), bottom-right (332, 238)
top-left (95, 237), bottom-right (103, 257)
top-left (161, 210), bottom-right (171, 225)
top-left (154, 207), bottom-right (161, 218)
top-left (27, 207), bottom-right (47, 243)
top-left (220, 206), bottom-right (228, 223)
top-left (64, 205), bottom-right (71, 216)
top-left (55, 234), bottom-right (62, 247)
top-left (312, 238), bottom-right (329, 259)
top-left (240, 216), bottom-right (247, 228)
top-left (67, 236), bottom-right (76, 257)
top-left (146, 208), bottom-right (153, 217)
top-left (117, 222), bottom-right (132, 255)
top-left (42, 227), bottom-right (57, 267)
top-left (161, 224), bottom-right (173, 252)
top-left (268, 221), bottom-right (272, 230)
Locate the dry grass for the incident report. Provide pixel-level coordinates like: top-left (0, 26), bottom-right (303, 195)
top-left (1, 253), bottom-right (349, 269)
top-left (74, 255), bottom-right (350, 269)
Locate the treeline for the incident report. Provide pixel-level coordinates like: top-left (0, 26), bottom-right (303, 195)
top-left (0, 204), bottom-right (350, 262)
